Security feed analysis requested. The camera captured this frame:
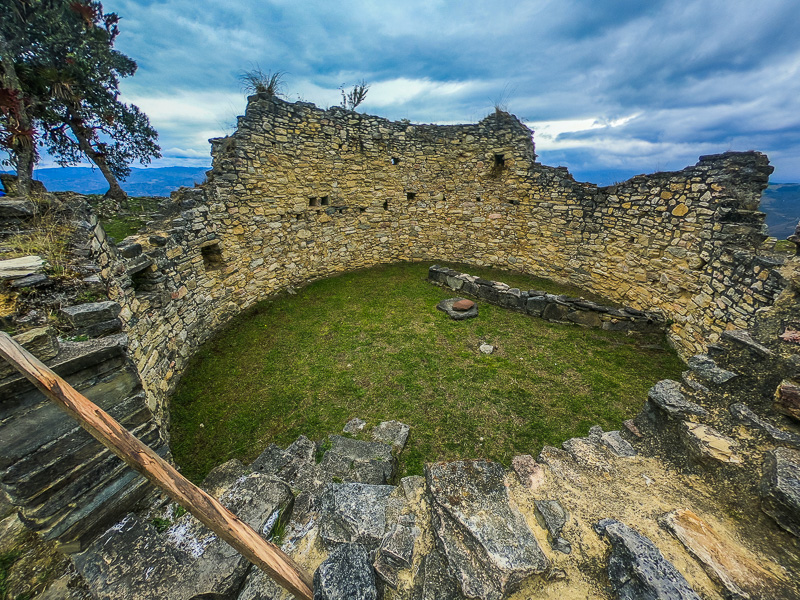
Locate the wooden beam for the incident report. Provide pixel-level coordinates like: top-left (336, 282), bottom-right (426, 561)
top-left (0, 331), bottom-right (313, 600)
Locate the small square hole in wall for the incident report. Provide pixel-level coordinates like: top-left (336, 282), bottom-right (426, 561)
top-left (476, 196), bottom-right (483, 202)
top-left (383, 200), bottom-right (389, 210)
top-left (321, 195), bottom-right (330, 206)
top-left (309, 197), bottom-right (319, 207)
top-left (201, 242), bottom-right (224, 271)
top-left (406, 192), bottom-right (416, 201)
top-left (391, 157), bottom-right (400, 165)
top-left (494, 153), bottom-right (505, 167)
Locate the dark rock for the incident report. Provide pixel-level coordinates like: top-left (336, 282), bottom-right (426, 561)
top-left (319, 435), bottom-right (395, 484)
top-left (74, 317), bottom-right (123, 339)
top-left (567, 310), bottom-right (602, 327)
top-left (595, 518), bottom-right (702, 600)
top-left (775, 380), bottom-right (800, 422)
top-left (319, 482), bottom-right (394, 548)
top-left (373, 523), bottom-right (418, 588)
top-left (415, 545), bottom-right (464, 600)
top-left (722, 330), bottom-right (773, 357)
top-left (601, 431), bottom-right (637, 457)
top-left (452, 299), bottom-right (475, 311)
top-left (149, 235), bottom-right (168, 246)
top-left (125, 255), bottom-right (154, 275)
top-left (251, 443), bottom-right (292, 475)
top-left (59, 301), bottom-right (122, 328)
top-left (74, 474), bottom-right (293, 600)
top-left (730, 403), bottom-right (800, 447)
top-left (437, 297), bottom-right (479, 320)
top-left (0, 327), bottom-right (59, 380)
top-left (8, 273), bottom-right (49, 288)
top-left (542, 302), bottom-right (569, 321)
top-left (761, 447), bottom-right (800, 537)
top-left (498, 289), bottom-right (522, 309)
top-left (426, 460), bottom-right (548, 600)
top-left (687, 354), bottom-right (737, 384)
top-left (116, 242), bottom-right (142, 259)
top-left (534, 500), bottom-right (571, 554)
top-left (344, 417), bottom-right (366, 433)
top-left (371, 420), bottom-right (410, 453)
top-left (648, 380), bottom-right (708, 418)
top-left (525, 296), bottom-right (548, 316)
top-left (314, 543), bottom-right (377, 600)
top-left (0, 198), bottom-right (35, 218)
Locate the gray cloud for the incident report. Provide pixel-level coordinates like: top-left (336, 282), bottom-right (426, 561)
top-left (88, 0), bottom-right (800, 182)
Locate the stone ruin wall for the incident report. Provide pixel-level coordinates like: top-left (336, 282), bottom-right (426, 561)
top-left (94, 96), bottom-right (783, 426)
top-left (1, 95), bottom-right (796, 592)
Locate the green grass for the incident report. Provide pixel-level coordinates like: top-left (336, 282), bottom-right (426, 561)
top-left (94, 195), bottom-right (163, 242)
top-left (170, 262), bottom-right (684, 482)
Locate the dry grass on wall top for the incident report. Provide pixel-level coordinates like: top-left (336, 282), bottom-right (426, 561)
top-left (169, 262), bottom-right (684, 482)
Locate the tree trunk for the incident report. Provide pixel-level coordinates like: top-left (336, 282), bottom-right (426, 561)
top-left (0, 32), bottom-right (36, 197)
top-left (65, 104), bottom-right (127, 200)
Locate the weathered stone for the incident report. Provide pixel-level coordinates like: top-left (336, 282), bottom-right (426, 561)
top-left (534, 500), bottom-right (571, 554)
top-left (542, 302), bottom-right (569, 321)
top-left (761, 447), bottom-right (800, 537)
top-left (681, 421), bottom-right (742, 465)
top-left (601, 430), bottom-right (637, 457)
top-left (116, 242), bottom-right (142, 258)
top-left (451, 299), bottom-right (475, 311)
top-left (314, 543), bottom-right (377, 600)
top-left (200, 458), bottom-right (249, 497)
top-left (415, 545), bottom-right (464, 600)
top-left (426, 460), bottom-right (548, 600)
top-left (595, 518), bottom-right (702, 600)
top-left (525, 296), bottom-right (548, 316)
top-left (775, 380), bottom-right (800, 421)
top-left (374, 523), bottom-right (418, 588)
top-left (344, 417), bottom-right (367, 433)
top-left (437, 298), bottom-right (478, 320)
top-left (730, 403), bottom-right (800, 447)
top-left (8, 273), bottom-right (49, 288)
top-left (371, 420), bottom-right (410, 453)
top-left (511, 454), bottom-right (545, 490)
top-left (319, 435), bottom-right (395, 484)
top-left (0, 255), bottom-right (45, 280)
top-left (74, 474), bottom-right (293, 600)
top-left (319, 482), bottom-right (394, 548)
top-left (250, 443), bottom-right (292, 475)
top-left (0, 199), bottom-right (35, 218)
top-left (648, 379), bottom-right (708, 419)
top-left (479, 343), bottom-right (494, 354)
top-left (566, 310), bottom-right (602, 327)
top-left (59, 301), bottom-right (122, 328)
top-left (687, 354), bottom-right (737, 384)
top-left (661, 509), bottom-right (781, 599)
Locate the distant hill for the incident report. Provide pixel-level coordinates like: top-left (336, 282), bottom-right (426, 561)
top-left (2, 166), bottom-right (209, 197)
top-left (762, 184), bottom-right (800, 239)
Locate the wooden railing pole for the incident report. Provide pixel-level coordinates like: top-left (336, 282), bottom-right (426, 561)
top-left (0, 331), bottom-right (313, 600)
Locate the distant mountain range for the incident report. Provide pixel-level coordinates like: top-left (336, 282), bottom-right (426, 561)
top-left (11, 166), bottom-right (210, 197)
top-left (3, 166), bottom-right (798, 238)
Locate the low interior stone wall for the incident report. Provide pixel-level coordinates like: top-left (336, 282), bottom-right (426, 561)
top-left (428, 265), bottom-right (667, 334)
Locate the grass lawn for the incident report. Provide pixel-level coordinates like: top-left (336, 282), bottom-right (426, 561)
top-left (170, 262), bottom-right (684, 482)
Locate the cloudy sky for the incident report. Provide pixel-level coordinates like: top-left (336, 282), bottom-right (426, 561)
top-left (77, 0), bottom-right (800, 184)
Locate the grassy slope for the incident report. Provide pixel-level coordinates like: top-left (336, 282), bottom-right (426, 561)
top-left (170, 262), bottom-right (684, 482)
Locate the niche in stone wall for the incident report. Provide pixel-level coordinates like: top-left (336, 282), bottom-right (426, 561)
top-left (321, 195), bottom-right (330, 206)
top-left (309, 197), bottom-right (319, 207)
top-left (490, 153), bottom-right (506, 178)
top-left (406, 192), bottom-right (416, 201)
top-left (391, 157), bottom-right (400, 165)
top-left (200, 241), bottom-right (224, 271)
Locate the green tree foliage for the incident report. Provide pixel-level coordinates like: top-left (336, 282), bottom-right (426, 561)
top-left (0, 0), bottom-right (160, 198)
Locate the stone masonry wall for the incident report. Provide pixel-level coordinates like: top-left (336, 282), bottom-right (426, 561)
top-left (93, 96), bottom-right (783, 426)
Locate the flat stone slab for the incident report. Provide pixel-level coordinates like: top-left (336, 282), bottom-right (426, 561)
top-left (371, 420), bottom-right (410, 453)
top-left (648, 380), bottom-right (708, 419)
top-left (730, 403), bottom-right (800, 447)
top-left (661, 509), bottom-right (783, 599)
top-left (761, 447), bottom-right (800, 537)
top-left (319, 482), bottom-right (394, 549)
top-left (314, 543), bottom-right (377, 600)
top-left (426, 460), bottom-right (548, 600)
top-left (0, 199), bottom-right (35, 218)
top-left (534, 499), bottom-right (571, 554)
top-left (451, 299), bottom-right (475, 311)
top-left (343, 417), bottom-right (366, 433)
top-left (74, 474), bottom-right (293, 600)
top-left (59, 301), bottom-right (121, 328)
top-left (437, 298), bottom-right (478, 320)
top-left (687, 354), bottom-right (737, 385)
top-left (681, 421), bottom-right (742, 465)
top-left (595, 518), bottom-right (702, 600)
top-left (0, 255), bottom-right (44, 280)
